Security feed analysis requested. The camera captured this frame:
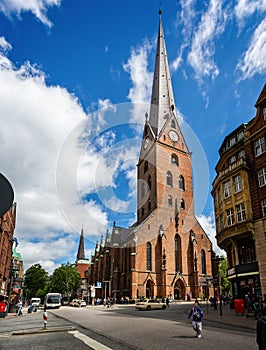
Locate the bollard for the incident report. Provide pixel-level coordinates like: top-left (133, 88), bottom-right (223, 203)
top-left (43, 309), bottom-right (48, 330)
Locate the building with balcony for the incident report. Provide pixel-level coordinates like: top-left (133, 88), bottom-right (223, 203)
top-left (212, 84), bottom-right (266, 299)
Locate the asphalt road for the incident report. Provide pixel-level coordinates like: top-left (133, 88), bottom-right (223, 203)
top-left (0, 304), bottom-right (258, 350)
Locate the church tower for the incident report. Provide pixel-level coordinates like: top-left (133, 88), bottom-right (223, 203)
top-left (137, 14), bottom-right (192, 230)
top-left (133, 12), bottom-right (213, 300)
top-left (76, 227), bottom-right (85, 261)
top-left (89, 11), bottom-right (214, 302)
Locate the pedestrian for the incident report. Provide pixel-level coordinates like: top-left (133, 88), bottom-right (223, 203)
top-left (188, 300), bottom-right (204, 338)
top-left (166, 296), bottom-right (170, 307)
top-left (16, 300), bottom-right (23, 316)
top-left (256, 307), bottom-right (266, 350)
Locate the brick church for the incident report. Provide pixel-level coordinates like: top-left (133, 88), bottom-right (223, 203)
top-left (88, 13), bottom-right (213, 301)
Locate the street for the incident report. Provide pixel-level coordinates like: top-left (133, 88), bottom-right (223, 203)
top-left (0, 303), bottom-right (258, 349)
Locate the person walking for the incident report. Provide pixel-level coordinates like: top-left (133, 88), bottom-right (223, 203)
top-left (188, 300), bottom-right (204, 338)
top-left (166, 296), bottom-right (170, 307)
top-left (256, 307), bottom-right (266, 350)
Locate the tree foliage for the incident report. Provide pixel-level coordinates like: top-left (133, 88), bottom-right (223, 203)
top-left (219, 258), bottom-right (230, 294)
top-left (24, 263), bottom-right (48, 299)
top-left (49, 263), bottom-right (81, 297)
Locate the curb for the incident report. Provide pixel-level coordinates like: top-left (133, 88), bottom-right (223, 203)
top-left (12, 326), bottom-right (76, 336)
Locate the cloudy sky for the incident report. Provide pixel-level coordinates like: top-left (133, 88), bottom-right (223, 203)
top-left (0, 0), bottom-right (265, 274)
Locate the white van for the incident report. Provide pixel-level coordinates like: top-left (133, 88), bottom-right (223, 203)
top-left (30, 298), bottom-right (41, 307)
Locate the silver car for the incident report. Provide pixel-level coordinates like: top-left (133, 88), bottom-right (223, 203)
top-left (135, 299), bottom-right (166, 311)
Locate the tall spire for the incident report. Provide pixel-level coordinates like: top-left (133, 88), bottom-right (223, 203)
top-left (76, 227), bottom-right (85, 261)
top-left (149, 14), bottom-right (177, 137)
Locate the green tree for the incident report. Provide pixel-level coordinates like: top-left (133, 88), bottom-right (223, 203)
top-left (24, 264), bottom-right (48, 299)
top-left (219, 258), bottom-right (230, 294)
top-left (49, 263), bottom-right (81, 299)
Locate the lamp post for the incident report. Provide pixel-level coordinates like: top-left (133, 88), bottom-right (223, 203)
top-left (212, 256), bottom-right (224, 316)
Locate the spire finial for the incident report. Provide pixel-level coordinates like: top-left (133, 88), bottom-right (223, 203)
top-left (159, 2), bottom-right (162, 16)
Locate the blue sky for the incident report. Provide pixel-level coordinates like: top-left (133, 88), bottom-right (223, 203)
top-left (0, 0), bottom-right (265, 273)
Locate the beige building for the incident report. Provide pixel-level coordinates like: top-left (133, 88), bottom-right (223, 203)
top-left (212, 84), bottom-right (266, 299)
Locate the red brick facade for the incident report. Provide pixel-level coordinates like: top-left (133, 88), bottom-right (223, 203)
top-left (0, 203), bottom-right (16, 295)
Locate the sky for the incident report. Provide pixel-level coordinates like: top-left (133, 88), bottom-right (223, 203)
top-left (0, 0), bottom-right (265, 274)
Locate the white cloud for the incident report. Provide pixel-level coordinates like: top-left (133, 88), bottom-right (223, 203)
top-left (234, 0), bottom-right (266, 28)
top-left (0, 41), bottom-right (112, 271)
top-left (196, 214), bottom-right (226, 256)
top-left (0, 36), bottom-right (12, 51)
top-left (19, 235), bottom-right (76, 274)
top-left (187, 0), bottom-right (227, 84)
top-left (0, 0), bottom-right (61, 27)
top-left (236, 18), bottom-right (266, 80)
top-left (123, 39), bottom-right (153, 124)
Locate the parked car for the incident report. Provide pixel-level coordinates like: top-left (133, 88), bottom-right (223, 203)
top-left (30, 298), bottom-right (41, 307)
top-left (135, 299), bottom-right (166, 310)
top-left (69, 299), bottom-right (86, 307)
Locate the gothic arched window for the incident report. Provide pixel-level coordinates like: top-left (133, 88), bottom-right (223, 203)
top-left (179, 175), bottom-right (185, 190)
top-left (146, 242), bottom-right (152, 270)
top-left (180, 199), bottom-right (185, 209)
top-left (167, 171), bottom-right (173, 187)
top-left (148, 175), bottom-right (152, 190)
top-left (201, 250), bottom-right (206, 274)
top-left (171, 119), bottom-right (176, 128)
top-left (168, 195), bottom-right (173, 208)
top-left (171, 154), bottom-right (179, 166)
top-left (144, 161), bottom-right (148, 174)
top-left (175, 235), bottom-right (181, 272)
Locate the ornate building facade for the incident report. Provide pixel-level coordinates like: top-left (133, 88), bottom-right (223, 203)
top-left (88, 15), bottom-right (213, 301)
top-left (212, 84), bottom-right (266, 299)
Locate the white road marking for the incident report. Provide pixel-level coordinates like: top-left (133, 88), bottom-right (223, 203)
top-left (68, 330), bottom-right (113, 350)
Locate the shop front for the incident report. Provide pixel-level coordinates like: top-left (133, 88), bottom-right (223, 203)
top-left (227, 262), bottom-right (261, 301)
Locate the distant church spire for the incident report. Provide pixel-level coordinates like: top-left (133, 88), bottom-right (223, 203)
top-left (149, 13), bottom-right (177, 137)
top-left (76, 227), bottom-right (85, 261)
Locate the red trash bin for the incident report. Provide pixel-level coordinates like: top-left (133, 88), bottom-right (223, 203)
top-left (234, 299), bottom-right (245, 315)
top-left (0, 301), bottom-right (7, 318)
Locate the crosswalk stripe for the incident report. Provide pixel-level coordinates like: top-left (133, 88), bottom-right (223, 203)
top-left (68, 330), bottom-right (113, 350)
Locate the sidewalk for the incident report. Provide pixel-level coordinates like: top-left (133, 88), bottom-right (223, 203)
top-left (198, 301), bottom-right (257, 331)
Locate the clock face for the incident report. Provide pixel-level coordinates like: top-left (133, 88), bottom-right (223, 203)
top-left (169, 130), bottom-right (179, 142)
top-left (144, 137), bottom-right (150, 149)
